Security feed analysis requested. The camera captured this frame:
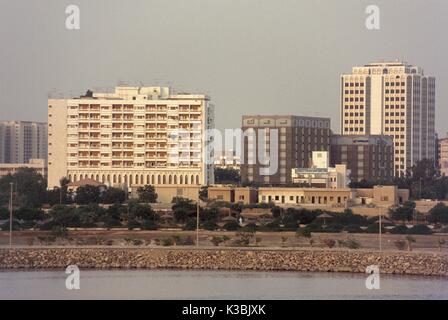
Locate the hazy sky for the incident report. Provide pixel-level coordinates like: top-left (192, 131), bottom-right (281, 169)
top-left (0, 0), bottom-right (447, 134)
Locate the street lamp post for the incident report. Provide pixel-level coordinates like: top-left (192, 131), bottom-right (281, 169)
top-left (379, 210), bottom-right (382, 252)
top-left (196, 199), bottom-right (199, 248)
top-left (9, 182), bottom-right (13, 248)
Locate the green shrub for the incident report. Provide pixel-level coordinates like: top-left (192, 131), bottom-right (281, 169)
top-left (104, 217), bottom-right (122, 229)
top-left (321, 224), bottom-right (344, 233)
top-left (405, 235), bottom-right (416, 251)
top-left (261, 220), bottom-right (280, 231)
top-left (343, 224), bottom-right (364, 233)
top-left (20, 220), bottom-right (37, 229)
top-left (234, 231), bottom-right (255, 246)
top-left (408, 224), bottom-right (432, 235)
top-left (242, 222), bottom-right (257, 232)
top-left (127, 219), bottom-right (141, 230)
top-left (339, 238), bottom-right (361, 249)
top-left (428, 203), bottom-right (448, 224)
top-left (223, 220), bottom-right (240, 231)
top-left (15, 208), bottom-right (45, 221)
top-left (322, 238), bottom-right (336, 248)
top-left (366, 224), bottom-right (384, 234)
top-left (333, 210), bottom-right (368, 226)
top-left (211, 236), bottom-right (225, 246)
top-left (183, 218), bottom-right (197, 231)
top-left (394, 239), bottom-right (406, 250)
top-left (38, 235), bottom-right (56, 245)
top-left (390, 225), bottom-right (409, 234)
top-left (176, 236), bottom-right (195, 246)
top-left (0, 207), bottom-right (8, 220)
top-left (437, 238), bottom-right (446, 251)
top-left (51, 225), bottom-right (69, 239)
top-left (306, 222), bottom-right (323, 232)
top-left (1, 220), bottom-right (21, 231)
top-left (132, 239), bottom-right (143, 246)
top-left (142, 220), bottom-right (158, 230)
top-left (161, 238), bottom-right (174, 246)
top-left (202, 220), bottom-right (218, 231)
top-left (296, 227), bottom-right (312, 238)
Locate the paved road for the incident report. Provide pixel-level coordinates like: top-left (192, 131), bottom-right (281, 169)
top-left (0, 230), bottom-right (447, 252)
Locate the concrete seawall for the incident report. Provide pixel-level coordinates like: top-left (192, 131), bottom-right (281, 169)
top-left (0, 248), bottom-right (447, 276)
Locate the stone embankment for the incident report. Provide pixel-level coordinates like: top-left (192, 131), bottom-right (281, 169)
top-left (0, 248), bottom-right (446, 276)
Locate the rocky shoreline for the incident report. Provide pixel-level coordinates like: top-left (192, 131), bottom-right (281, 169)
top-left (0, 248), bottom-right (447, 276)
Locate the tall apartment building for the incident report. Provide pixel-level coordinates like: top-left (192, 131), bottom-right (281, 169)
top-left (341, 61), bottom-right (435, 177)
top-left (437, 133), bottom-right (448, 176)
top-left (48, 86), bottom-right (214, 189)
top-left (330, 134), bottom-right (394, 182)
top-left (241, 115), bottom-right (331, 185)
top-left (0, 121), bottom-right (47, 164)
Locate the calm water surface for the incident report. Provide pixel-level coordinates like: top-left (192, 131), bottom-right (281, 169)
top-left (0, 269), bottom-right (447, 300)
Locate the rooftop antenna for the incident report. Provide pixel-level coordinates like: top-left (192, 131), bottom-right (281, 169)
top-left (117, 80), bottom-right (127, 87)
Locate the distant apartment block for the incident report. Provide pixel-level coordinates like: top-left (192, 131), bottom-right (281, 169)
top-left (330, 134), bottom-right (394, 182)
top-left (341, 61), bottom-right (435, 177)
top-left (291, 151), bottom-right (350, 188)
top-left (48, 86), bottom-right (214, 189)
top-left (241, 115), bottom-right (331, 185)
top-left (0, 121), bottom-right (47, 164)
top-left (438, 133), bottom-right (448, 176)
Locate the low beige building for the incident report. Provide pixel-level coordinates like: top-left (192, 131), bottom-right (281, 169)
top-left (0, 158), bottom-right (47, 178)
top-left (131, 185), bottom-right (200, 203)
top-left (259, 187), bottom-right (353, 207)
top-left (258, 185), bottom-right (409, 213)
top-left (353, 185), bottom-right (409, 207)
top-left (208, 186), bottom-right (233, 203)
top-left (208, 186), bottom-right (258, 204)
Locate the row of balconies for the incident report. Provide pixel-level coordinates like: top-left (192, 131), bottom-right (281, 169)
top-left (74, 119), bottom-right (202, 126)
top-left (74, 142), bottom-right (201, 149)
top-left (70, 163), bottom-right (201, 169)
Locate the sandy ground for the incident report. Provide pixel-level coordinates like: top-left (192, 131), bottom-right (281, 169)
top-left (1, 230), bottom-right (447, 252)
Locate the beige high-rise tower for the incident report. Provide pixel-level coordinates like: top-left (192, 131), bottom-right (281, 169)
top-left (341, 61), bottom-right (435, 177)
top-left (48, 86), bottom-right (214, 189)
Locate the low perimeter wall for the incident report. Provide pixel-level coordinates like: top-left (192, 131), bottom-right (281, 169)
top-left (0, 248), bottom-right (446, 277)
